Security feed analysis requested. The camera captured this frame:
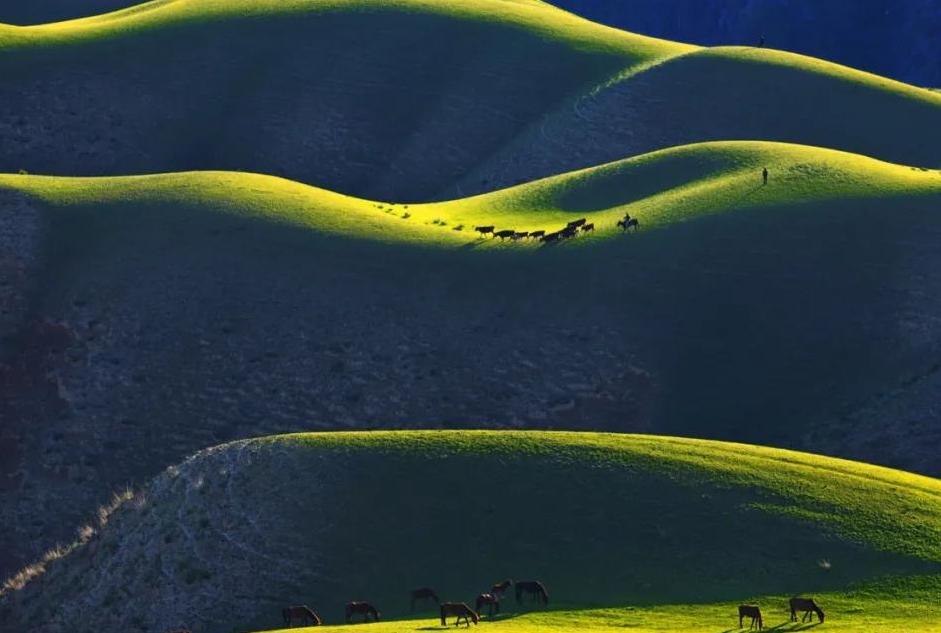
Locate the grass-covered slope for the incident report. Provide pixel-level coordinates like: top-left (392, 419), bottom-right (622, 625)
top-left (2, 141), bottom-right (941, 581)
top-left (456, 46), bottom-right (941, 196)
top-left (0, 0), bottom-right (688, 202)
top-left (1, 1), bottom-right (941, 201)
top-left (4, 432), bottom-right (941, 633)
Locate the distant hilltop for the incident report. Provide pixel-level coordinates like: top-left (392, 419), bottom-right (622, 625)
top-left (549, 0), bottom-right (941, 88)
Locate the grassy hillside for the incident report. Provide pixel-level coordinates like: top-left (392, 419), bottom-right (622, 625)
top-left (2, 141), bottom-right (941, 582)
top-left (456, 46), bottom-right (941, 197)
top-left (0, 0), bottom-right (688, 202)
top-left (0, 143), bottom-right (941, 580)
top-left (0, 1), bottom-right (940, 201)
top-left (3, 431), bottom-right (941, 633)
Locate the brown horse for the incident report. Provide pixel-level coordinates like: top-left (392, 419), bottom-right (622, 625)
top-left (475, 593), bottom-right (500, 618)
top-left (345, 601), bottom-right (380, 623)
top-left (410, 587), bottom-right (439, 611)
top-left (490, 579), bottom-right (513, 597)
top-left (282, 606), bottom-right (321, 627)
top-left (440, 602), bottom-right (479, 627)
top-left (789, 597), bottom-right (825, 623)
top-left (515, 580), bottom-right (548, 605)
top-left (738, 605), bottom-right (762, 630)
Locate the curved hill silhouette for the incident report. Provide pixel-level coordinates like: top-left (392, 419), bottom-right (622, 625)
top-left (0, 0), bottom-right (939, 201)
top-left (1, 141), bottom-right (940, 578)
top-left (3, 431), bottom-right (940, 633)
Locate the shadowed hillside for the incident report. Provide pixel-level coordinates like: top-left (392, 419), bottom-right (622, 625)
top-left (3, 432), bottom-right (940, 633)
top-left (0, 1), bottom-right (940, 201)
top-left (0, 0), bottom-right (687, 202)
top-left (453, 46), bottom-right (941, 196)
top-left (1, 141), bottom-right (940, 578)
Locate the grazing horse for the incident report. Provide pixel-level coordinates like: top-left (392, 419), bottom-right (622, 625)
top-left (617, 218), bottom-right (639, 232)
top-left (789, 597), bottom-right (824, 623)
top-left (529, 230), bottom-right (545, 240)
top-left (282, 605), bottom-right (321, 627)
top-left (491, 579), bottom-right (513, 597)
top-left (580, 223), bottom-right (595, 234)
top-left (440, 602), bottom-right (479, 627)
top-left (738, 605), bottom-right (763, 630)
top-left (494, 229), bottom-right (515, 240)
top-left (474, 226), bottom-right (495, 237)
top-left (475, 593), bottom-right (500, 617)
top-left (410, 587), bottom-right (439, 611)
top-left (345, 602), bottom-right (380, 623)
top-left (566, 218), bottom-right (587, 229)
top-left (511, 231), bottom-right (529, 241)
top-left (515, 580), bottom-right (548, 605)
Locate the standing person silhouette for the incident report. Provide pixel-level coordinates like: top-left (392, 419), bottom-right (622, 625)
top-left (762, 167), bottom-right (769, 185)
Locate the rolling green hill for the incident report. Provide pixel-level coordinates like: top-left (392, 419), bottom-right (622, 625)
top-left (4, 431), bottom-right (941, 632)
top-left (1, 141), bottom-right (941, 582)
top-left (455, 46), bottom-right (941, 197)
top-left (0, 0), bottom-right (688, 201)
top-left (0, 0), bottom-right (939, 201)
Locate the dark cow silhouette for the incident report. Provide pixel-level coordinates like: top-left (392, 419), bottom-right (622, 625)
top-left (515, 581), bottom-right (548, 606)
top-left (345, 602), bottom-right (380, 623)
top-left (282, 606), bottom-right (321, 627)
top-left (566, 218), bottom-right (587, 229)
top-left (789, 597), bottom-right (824, 623)
top-left (617, 218), bottom-right (639, 232)
top-left (494, 229), bottom-right (515, 240)
top-left (491, 579), bottom-right (513, 597)
top-left (440, 602), bottom-right (479, 627)
top-left (540, 232), bottom-right (561, 244)
top-left (580, 223), bottom-right (595, 234)
top-left (738, 605), bottom-right (763, 630)
top-left (529, 230), bottom-right (545, 239)
top-left (475, 593), bottom-right (500, 618)
top-left (410, 587), bottom-right (439, 611)
top-left (560, 226), bottom-right (578, 239)
top-left (474, 225), bottom-right (495, 237)
top-left (511, 231), bottom-right (529, 241)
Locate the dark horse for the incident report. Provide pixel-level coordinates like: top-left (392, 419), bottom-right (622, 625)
top-left (345, 601), bottom-right (380, 623)
top-left (617, 218), bottom-right (639, 232)
top-left (490, 579), bottom-right (513, 597)
top-left (789, 597), bottom-right (825, 623)
top-left (410, 587), bottom-right (439, 611)
top-left (515, 580), bottom-right (548, 605)
top-left (440, 602), bottom-right (479, 627)
top-left (282, 606), bottom-right (321, 627)
top-left (475, 593), bottom-right (500, 617)
top-left (738, 605), bottom-right (763, 630)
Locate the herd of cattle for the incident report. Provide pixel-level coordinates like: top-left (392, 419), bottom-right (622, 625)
top-left (473, 212), bottom-right (639, 244)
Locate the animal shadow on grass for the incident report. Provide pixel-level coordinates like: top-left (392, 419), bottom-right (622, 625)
top-left (417, 612), bottom-right (521, 630)
top-left (716, 622), bottom-right (822, 633)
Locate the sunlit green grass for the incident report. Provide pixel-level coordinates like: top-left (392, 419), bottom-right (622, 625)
top-left (0, 0), bottom-right (691, 62)
top-left (2, 141), bottom-right (938, 251)
top-left (235, 431), bottom-right (941, 632)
